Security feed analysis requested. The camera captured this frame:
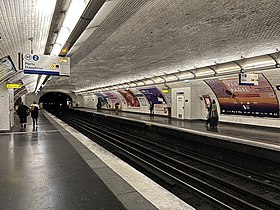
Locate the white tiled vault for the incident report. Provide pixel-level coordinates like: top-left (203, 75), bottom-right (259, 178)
top-left (0, 0), bottom-right (57, 91)
top-left (46, 0), bottom-right (280, 91)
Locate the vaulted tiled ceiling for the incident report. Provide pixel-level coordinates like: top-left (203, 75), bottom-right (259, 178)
top-left (0, 0), bottom-right (57, 91)
top-left (46, 0), bottom-right (280, 92)
top-left (2, 0), bottom-right (280, 94)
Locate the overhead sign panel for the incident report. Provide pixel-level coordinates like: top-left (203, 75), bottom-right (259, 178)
top-left (239, 73), bottom-right (258, 85)
top-left (23, 54), bottom-right (70, 76)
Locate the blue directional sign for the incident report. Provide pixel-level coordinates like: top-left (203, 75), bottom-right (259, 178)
top-left (23, 53), bottom-right (70, 76)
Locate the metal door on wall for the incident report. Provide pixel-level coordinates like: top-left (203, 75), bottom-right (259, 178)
top-left (176, 94), bottom-right (184, 119)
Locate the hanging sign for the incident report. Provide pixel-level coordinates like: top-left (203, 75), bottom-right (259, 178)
top-left (21, 54), bottom-right (70, 76)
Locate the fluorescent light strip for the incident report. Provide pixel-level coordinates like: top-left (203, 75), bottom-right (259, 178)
top-left (36, 0), bottom-right (89, 93)
top-left (35, 75), bottom-right (47, 93)
top-left (67, 0), bottom-right (120, 55)
top-left (51, 0), bottom-right (89, 55)
top-left (74, 52), bottom-right (280, 93)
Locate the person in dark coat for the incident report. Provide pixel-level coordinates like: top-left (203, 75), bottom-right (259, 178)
top-left (149, 101), bottom-right (154, 119)
top-left (209, 99), bottom-right (219, 128)
top-left (30, 101), bottom-right (39, 126)
top-left (96, 98), bottom-right (102, 110)
top-left (205, 100), bottom-right (212, 126)
top-left (206, 99), bottom-right (219, 128)
top-left (17, 102), bottom-right (29, 128)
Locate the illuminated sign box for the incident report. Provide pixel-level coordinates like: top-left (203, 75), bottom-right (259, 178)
top-left (22, 54), bottom-right (70, 76)
top-left (6, 84), bottom-right (21, 89)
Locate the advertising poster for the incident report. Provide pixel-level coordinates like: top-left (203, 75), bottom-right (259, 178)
top-left (103, 92), bottom-right (121, 106)
top-left (0, 56), bottom-right (16, 81)
top-left (118, 90), bottom-right (140, 108)
top-left (95, 93), bottom-right (108, 107)
top-left (134, 93), bottom-right (147, 106)
top-left (138, 87), bottom-right (167, 104)
top-left (205, 74), bottom-right (279, 118)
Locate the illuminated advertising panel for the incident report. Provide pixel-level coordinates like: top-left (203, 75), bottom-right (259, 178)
top-left (118, 90), bottom-right (140, 108)
top-left (0, 56), bottom-right (16, 82)
top-left (205, 74), bottom-right (279, 118)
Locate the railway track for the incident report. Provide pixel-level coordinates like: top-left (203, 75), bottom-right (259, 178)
top-left (53, 110), bottom-right (280, 209)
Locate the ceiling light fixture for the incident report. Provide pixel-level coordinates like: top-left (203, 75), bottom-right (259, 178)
top-left (51, 0), bottom-right (88, 56)
top-left (36, 0), bottom-right (89, 94)
top-left (37, 0), bottom-right (57, 14)
top-left (67, 0), bottom-right (120, 56)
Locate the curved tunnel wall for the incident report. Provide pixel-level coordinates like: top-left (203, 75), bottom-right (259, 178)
top-left (21, 69), bottom-right (280, 128)
top-left (79, 68), bottom-right (280, 128)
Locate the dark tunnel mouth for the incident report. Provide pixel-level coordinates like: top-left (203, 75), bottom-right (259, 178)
top-left (39, 92), bottom-right (73, 112)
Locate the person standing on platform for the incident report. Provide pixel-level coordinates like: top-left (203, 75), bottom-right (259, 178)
top-left (209, 99), bottom-right (218, 128)
top-left (205, 100), bottom-right (212, 127)
top-left (149, 101), bottom-right (154, 119)
top-left (17, 102), bottom-right (29, 128)
top-left (96, 98), bottom-right (102, 111)
top-left (30, 101), bottom-right (39, 127)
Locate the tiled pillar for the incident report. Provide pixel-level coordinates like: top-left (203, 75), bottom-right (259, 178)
top-left (0, 84), bottom-right (14, 131)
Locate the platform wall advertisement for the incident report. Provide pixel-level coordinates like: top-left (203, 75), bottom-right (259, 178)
top-left (138, 87), bottom-right (167, 104)
top-left (103, 92), bottom-right (121, 107)
top-left (138, 86), bottom-right (168, 111)
top-left (0, 56), bottom-right (17, 82)
top-left (205, 74), bottom-right (279, 118)
top-left (118, 89), bottom-right (140, 108)
top-left (95, 93), bottom-right (108, 107)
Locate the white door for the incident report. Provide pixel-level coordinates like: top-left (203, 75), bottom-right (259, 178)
top-left (176, 95), bottom-right (184, 119)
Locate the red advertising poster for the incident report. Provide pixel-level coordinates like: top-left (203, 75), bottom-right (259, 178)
top-left (118, 90), bottom-right (140, 107)
top-left (205, 74), bottom-right (279, 118)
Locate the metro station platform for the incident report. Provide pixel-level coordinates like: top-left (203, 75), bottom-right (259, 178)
top-left (76, 108), bottom-right (280, 152)
top-left (0, 112), bottom-right (193, 210)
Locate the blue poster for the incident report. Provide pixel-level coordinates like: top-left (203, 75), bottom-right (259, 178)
top-left (138, 87), bottom-right (167, 104)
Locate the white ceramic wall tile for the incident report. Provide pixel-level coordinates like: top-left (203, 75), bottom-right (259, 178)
top-left (0, 84), bottom-right (11, 130)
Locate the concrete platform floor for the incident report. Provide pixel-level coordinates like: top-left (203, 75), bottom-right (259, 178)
top-left (0, 113), bottom-right (127, 209)
top-left (0, 112), bottom-right (193, 210)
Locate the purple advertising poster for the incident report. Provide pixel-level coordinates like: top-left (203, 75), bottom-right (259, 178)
top-left (103, 92), bottom-right (121, 106)
top-left (118, 90), bottom-right (140, 107)
top-left (205, 74), bottom-right (279, 118)
top-left (138, 87), bottom-right (167, 104)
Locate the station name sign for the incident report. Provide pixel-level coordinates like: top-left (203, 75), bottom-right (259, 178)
top-left (20, 53), bottom-right (70, 76)
top-left (6, 83), bottom-right (21, 89)
top-left (238, 73), bottom-right (258, 86)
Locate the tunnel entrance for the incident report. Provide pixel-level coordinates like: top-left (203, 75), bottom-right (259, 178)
top-left (39, 92), bottom-right (72, 112)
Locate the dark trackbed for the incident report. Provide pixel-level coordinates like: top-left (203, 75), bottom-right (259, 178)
top-left (51, 109), bottom-right (280, 210)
